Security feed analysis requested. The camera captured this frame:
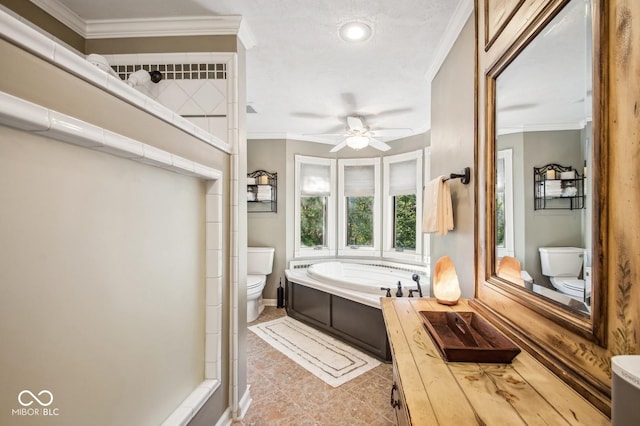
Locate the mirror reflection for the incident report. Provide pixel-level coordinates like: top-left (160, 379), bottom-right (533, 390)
top-left (494, 0), bottom-right (593, 315)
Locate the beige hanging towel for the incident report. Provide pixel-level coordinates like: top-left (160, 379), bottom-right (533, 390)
top-left (422, 176), bottom-right (454, 235)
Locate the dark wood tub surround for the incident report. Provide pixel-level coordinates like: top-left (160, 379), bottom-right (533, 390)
top-left (285, 279), bottom-right (391, 362)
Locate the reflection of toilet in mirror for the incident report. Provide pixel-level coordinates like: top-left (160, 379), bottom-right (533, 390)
top-left (539, 247), bottom-right (589, 300)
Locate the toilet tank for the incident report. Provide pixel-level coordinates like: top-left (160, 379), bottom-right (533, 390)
top-left (539, 247), bottom-right (584, 277)
top-left (247, 247), bottom-right (275, 275)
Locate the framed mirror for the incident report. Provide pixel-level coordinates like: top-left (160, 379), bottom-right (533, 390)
top-left (484, 0), bottom-right (607, 343)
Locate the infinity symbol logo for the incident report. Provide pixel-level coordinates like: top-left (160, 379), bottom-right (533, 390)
top-left (18, 390), bottom-right (54, 407)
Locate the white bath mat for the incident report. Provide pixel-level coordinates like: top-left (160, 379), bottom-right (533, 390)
top-left (248, 316), bottom-right (381, 387)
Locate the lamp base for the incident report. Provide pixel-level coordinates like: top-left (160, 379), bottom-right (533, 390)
top-left (436, 298), bottom-right (459, 306)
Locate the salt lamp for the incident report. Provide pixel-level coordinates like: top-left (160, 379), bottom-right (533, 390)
top-left (433, 256), bottom-right (461, 305)
top-left (496, 256), bottom-right (524, 287)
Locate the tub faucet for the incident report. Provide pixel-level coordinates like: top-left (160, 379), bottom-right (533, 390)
top-left (396, 281), bottom-right (403, 297)
top-left (411, 274), bottom-right (423, 297)
top-left (380, 287), bottom-right (392, 297)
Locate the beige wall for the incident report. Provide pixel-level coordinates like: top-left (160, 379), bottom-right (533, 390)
top-left (247, 139), bottom-right (287, 300)
top-left (0, 126), bottom-right (206, 425)
top-left (85, 35), bottom-right (237, 55)
top-left (0, 0), bottom-right (84, 51)
top-left (0, 31), bottom-right (234, 424)
top-left (430, 15), bottom-right (475, 297)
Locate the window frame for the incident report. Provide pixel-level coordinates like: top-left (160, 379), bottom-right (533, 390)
top-left (496, 148), bottom-right (514, 258)
top-left (423, 147), bottom-right (431, 267)
top-left (382, 150), bottom-right (423, 261)
top-left (337, 158), bottom-right (381, 257)
top-left (294, 155), bottom-right (336, 258)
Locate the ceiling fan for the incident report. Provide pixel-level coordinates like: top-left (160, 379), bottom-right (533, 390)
top-left (328, 116), bottom-right (410, 152)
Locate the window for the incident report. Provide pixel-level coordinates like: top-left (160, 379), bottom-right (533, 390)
top-left (338, 159), bottom-right (380, 256)
top-left (294, 152), bottom-right (424, 261)
top-left (295, 156), bottom-right (336, 257)
top-left (496, 149), bottom-right (514, 258)
top-left (383, 150), bottom-right (423, 261)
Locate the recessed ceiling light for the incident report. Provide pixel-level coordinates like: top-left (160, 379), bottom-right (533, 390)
top-left (339, 21), bottom-right (373, 42)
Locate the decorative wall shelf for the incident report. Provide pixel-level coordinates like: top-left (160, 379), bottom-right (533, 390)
top-left (534, 163), bottom-right (585, 210)
top-left (247, 170), bottom-right (277, 213)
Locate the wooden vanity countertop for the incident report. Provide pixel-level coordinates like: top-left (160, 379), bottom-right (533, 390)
top-left (381, 298), bottom-right (610, 425)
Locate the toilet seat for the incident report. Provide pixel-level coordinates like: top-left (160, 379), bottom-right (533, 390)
top-left (551, 277), bottom-right (589, 299)
top-left (247, 274), bottom-right (267, 323)
top-left (247, 274), bottom-right (263, 288)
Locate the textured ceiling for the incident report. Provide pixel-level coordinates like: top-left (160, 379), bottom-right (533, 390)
top-left (54, 0), bottom-right (467, 142)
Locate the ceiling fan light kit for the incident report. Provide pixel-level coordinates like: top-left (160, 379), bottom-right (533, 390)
top-left (345, 135), bottom-right (370, 150)
top-left (324, 115), bottom-right (398, 153)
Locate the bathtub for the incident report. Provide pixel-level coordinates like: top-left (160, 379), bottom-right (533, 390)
top-left (284, 261), bottom-right (429, 361)
top-left (286, 261), bottom-right (429, 308)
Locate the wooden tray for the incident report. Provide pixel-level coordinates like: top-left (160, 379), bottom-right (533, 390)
top-left (419, 311), bottom-right (521, 363)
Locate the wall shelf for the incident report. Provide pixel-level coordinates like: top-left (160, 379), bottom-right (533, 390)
top-left (534, 163), bottom-right (585, 210)
top-left (247, 170), bottom-right (277, 213)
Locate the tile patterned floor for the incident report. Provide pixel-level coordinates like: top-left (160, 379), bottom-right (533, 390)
top-left (236, 307), bottom-right (396, 426)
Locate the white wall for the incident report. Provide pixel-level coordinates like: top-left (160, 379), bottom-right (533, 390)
top-left (0, 126), bottom-right (206, 425)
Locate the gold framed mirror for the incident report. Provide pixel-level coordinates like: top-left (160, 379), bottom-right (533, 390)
top-left (482, 0), bottom-right (607, 345)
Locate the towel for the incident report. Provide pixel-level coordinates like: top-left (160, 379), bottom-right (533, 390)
top-left (422, 176), bottom-right (454, 235)
top-left (256, 185), bottom-right (272, 201)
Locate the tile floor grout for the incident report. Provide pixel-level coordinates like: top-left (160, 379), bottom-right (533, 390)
top-left (235, 307), bottom-right (396, 426)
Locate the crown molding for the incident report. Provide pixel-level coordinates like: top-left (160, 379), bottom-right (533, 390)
top-left (85, 15), bottom-right (244, 39)
top-left (29, 0), bottom-right (255, 48)
top-left (424, 0), bottom-right (474, 83)
top-left (30, 0), bottom-right (86, 35)
top-left (497, 121), bottom-right (589, 136)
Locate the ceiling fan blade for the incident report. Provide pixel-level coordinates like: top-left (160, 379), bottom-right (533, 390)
top-left (347, 116), bottom-right (364, 131)
top-left (368, 138), bottom-right (391, 152)
top-left (330, 140), bottom-right (349, 152)
top-left (369, 128), bottom-right (413, 137)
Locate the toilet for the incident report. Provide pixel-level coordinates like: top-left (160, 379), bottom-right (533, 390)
top-left (539, 247), bottom-right (588, 299)
top-left (247, 247), bottom-right (275, 322)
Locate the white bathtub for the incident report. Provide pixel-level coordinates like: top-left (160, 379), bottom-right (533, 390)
top-left (285, 261), bottom-right (429, 308)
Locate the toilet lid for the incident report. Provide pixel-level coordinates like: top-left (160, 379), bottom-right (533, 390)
top-left (247, 275), bottom-right (264, 289)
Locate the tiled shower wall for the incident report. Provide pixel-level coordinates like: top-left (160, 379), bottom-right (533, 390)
top-left (105, 55), bottom-right (228, 142)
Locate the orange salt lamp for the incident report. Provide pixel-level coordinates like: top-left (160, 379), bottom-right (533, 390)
top-left (433, 256), bottom-right (461, 305)
top-left (496, 256), bottom-right (525, 287)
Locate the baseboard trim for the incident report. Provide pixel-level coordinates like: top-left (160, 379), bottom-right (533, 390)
top-left (214, 407), bottom-right (232, 426)
top-left (263, 298), bottom-right (277, 307)
top-left (161, 379), bottom-right (220, 426)
top-left (238, 385), bottom-right (252, 419)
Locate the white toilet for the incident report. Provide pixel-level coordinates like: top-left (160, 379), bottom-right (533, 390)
top-left (539, 247), bottom-right (588, 299)
top-left (247, 247), bottom-right (275, 322)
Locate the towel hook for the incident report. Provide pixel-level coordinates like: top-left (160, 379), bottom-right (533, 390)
top-left (443, 167), bottom-right (470, 185)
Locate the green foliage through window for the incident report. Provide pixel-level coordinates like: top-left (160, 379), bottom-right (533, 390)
top-left (496, 194), bottom-right (505, 246)
top-left (300, 196), bottom-right (326, 247)
top-left (346, 196), bottom-right (373, 246)
top-left (394, 194), bottom-right (416, 250)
